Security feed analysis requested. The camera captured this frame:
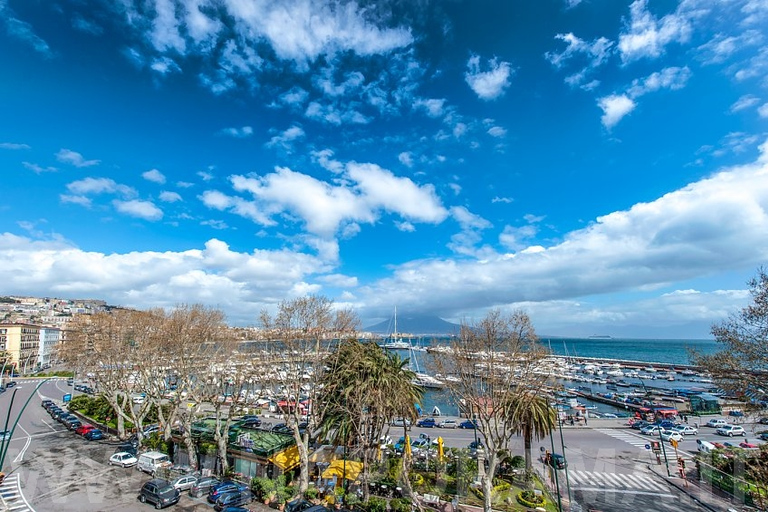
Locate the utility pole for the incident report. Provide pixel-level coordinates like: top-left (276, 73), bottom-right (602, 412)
top-left (0, 379), bottom-right (51, 469)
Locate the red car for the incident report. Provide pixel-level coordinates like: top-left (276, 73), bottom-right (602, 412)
top-left (740, 442), bottom-right (759, 449)
top-left (75, 424), bottom-right (96, 436)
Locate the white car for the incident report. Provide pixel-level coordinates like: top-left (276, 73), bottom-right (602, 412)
top-left (438, 419), bottom-right (458, 429)
top-left (673, 425), bottom-right (698, 435)
top-left (706, 419), bottom-right (728, 428)
top-left (391, 418), bottom-right (412, 427)
top-left (716, 425), bottom-right (746, 437)
top-left (660, 430), bottom-right (683, 442)
top-left (640, 425), bottom-right (664, 435)
top-left (108, 452), bottom-right (138, 468)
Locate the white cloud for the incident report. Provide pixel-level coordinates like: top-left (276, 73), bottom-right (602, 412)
top-left (759, 103), bottom-right (768, 118)
top-left (0, 142), bottom-right (30, 150)
top-left (465, 55), bottom-right (513, 100)
top-left (626, 66), bottom-right (691, 98)
top-left (56, 149), bottom-right (100, 167)
top-left (198, 171), bottom-right (214, 181)
top-left (0, 235), bottom-right (329, 325)
top-left (2, 5), bottom-right (52, 57)
top-left (492, 196), bottom-right (513, 204)
top-left (266, 125), bottom-right (306, 150)
top-left (279, 87), bottom-right (310, 106)
top-left (730, 94), bottom-right (761, 113)
top-left (697, 30), bottom-right (763, 65)
top-left (545, 33), bottom-right (614, 72)
top-left (359, 141), bottom-right (768, 330)
top-left (159, 191), bottom-right (182, 203)
top-left (618, 0), bottom-right (691, 63)
top-left (220, 126), bottom-right (254, 138)
top-left (59, 195), bottom-right (92, 207)
top-left (66, 177), bottom-right (136, 197)
top-left (23, 162), bottom-right (57, 174)
top-left (113, 199), bottom-right (163, 221)
top-left (414, 98), bottom-right (446, 118)
top-left (150, 56), bottom-right (181, 75)
top-left (487, 126), bottom-right (507, 138)
top-left (398, 152), bottom-right (414, 168)
top-left (598, 94), bottom-right (636, 128)
top-left (142, 168), bottom-right (166, 184)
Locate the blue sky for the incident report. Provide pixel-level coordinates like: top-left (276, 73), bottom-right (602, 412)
top-left (1, 0), bottom-right (767, 338)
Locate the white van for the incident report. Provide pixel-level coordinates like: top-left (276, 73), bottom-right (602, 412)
top-left (136, 451), bottom-right (171, 475)
top-left (697, 439), bottom-right (716, 454)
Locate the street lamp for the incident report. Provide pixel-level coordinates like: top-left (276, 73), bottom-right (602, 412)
top-left (0, 378), bottom-right (51, 470)
top-left (556, 407), bottom-right (572, 506)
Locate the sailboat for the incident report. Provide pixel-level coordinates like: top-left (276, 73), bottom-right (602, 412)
top-left (382, 307), bottom-right (411, 350)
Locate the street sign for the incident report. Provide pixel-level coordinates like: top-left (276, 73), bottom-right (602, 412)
top-left (63, 393), bottom-right (72, 403)
top-left (645, 444), bottom-right (651, 450)
top-left (670, 439), bottom-right (679, 449)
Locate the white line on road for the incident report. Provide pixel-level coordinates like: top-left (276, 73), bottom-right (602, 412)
top-left (13, 425), bottom-right (31, 463)
top-left (571, 487), bottom-right (675, 498)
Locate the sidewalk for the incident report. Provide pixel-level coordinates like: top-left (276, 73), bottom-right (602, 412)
top-left (646, 464), bottom-right (756, 512)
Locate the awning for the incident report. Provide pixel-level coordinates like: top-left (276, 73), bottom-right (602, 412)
top-left (321, 460), bottom-right (363, 481)
top-left (269, 445), bottom-right (301, 471)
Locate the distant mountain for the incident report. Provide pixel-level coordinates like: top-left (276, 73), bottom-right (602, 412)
top-left (364, 314), bottom-right (461, 335)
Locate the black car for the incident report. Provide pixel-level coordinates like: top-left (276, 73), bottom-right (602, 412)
top-left (208, 482), bottom-right (248, 503)
top-left (139, 478), bottom-right (180, 509)
top-left (64, 417), bottom-right (82, 430)
top-left (286, 499), bottom-right (314, 512)
top-left (544, 453), bottom-right (567, 469)
top-left (41, 399), bottom-right (54, 408)
top-left (214, 490), bottom-right (253, 511)
top-left (188, 476), bottom-right (220, 498)
top-left (115, 441), bottom-right (139, 456)
top-left (6, 381), bottom-right (17, 388)
top-left (58, 413), bottom-right (78, 424)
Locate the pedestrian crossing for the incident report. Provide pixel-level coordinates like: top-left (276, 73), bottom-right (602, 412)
top-left (594, 428), bottom-right (680, 462)
top-left (568, 470), bottom-right (673, 495)
top-left (0, 474), bottom-right (34, 512)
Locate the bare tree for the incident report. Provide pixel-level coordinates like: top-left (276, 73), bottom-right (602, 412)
top-left (431, 309), bottom-right (553, 512)
top-left (693, 267), bottom-right (768, 402)
top-left (259, 295), bottom-right (359, 495)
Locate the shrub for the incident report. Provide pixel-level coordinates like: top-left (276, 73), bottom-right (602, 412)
top-left (304, 487), bottom-right (318, 500)
top-left (516, 490), bottom-right (545, 508)
top-left (364, 496), bottom-right (387, 512)
top-left (389, 498), bottom-right (411, 512)
top-left (510, 455), bottom-right (525, 468)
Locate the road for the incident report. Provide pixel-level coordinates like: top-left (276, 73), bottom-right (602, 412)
top-left (0, 383), bottom-right (751, 512)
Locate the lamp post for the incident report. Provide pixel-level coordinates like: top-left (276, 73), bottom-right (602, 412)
top-left (548, 433), bottom-right (563, 511)
top-left (556, 407), bottom-right (572, 507)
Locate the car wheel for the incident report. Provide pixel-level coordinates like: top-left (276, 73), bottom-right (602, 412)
top-left (729, 432), bottom-right (733, 437)
top-left (155, 502), bottom-right (163, 509)
top-left (139, 495), bottom-right (146, 503)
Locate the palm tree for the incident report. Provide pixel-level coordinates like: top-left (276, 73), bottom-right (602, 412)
top-left (318, 340), bottom-right (423, 501)
top-left (509, 391), bottom-right (557, 484)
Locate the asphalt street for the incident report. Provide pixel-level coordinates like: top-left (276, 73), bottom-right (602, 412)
top-left (0, 380), bottom-right (754, 512)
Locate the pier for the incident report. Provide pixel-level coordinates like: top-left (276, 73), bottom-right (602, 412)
top-left (556, 355), bottom-right (702, 373)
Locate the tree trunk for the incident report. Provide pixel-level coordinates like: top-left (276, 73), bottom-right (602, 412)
top-left (182, 426), bottom-right (199, 470)
top-left (295, 429), bottom-right (310, 495)
top-left (524, 427), bottom-right (533, 487)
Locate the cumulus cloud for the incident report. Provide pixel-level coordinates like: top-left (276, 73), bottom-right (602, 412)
top-left (358, 140), bottom-right (768, 328)
top-left (142, 168), bottom-right (166, 184)
top-left (545, 33), bottom-right (614, 87)
top-left (113, 199), bottom-right (163, 221)
top-left (398, 152), bottom-right (414, 168)
top-left (414, 98), bottom-right (446, 118)
top-left (465, 55), bottom-right (513, 100)
top-left (23, 162), bottom-right (57, 174)
top-left (0, 235), bottom-right (329, 325)
top-left (487, 126), bottom-right (507, 138)
top-left (56, 149), bottom-right (100, 167)
top-left (759, 103), bottom-right (768, 118)
top-left (597, 94), bottom-right (636, 128)
top-left (159, 191), bottom-right (182, 202)
top-left (266, 125), bottom-right (306, 150)
top-left (66, 177), bottom-right (135, 197)
top-left (618, 0), bottom-right (691, 63)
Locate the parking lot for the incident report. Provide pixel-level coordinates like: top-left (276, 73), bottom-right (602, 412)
top-left (1, 379), bottom-right (239, 512)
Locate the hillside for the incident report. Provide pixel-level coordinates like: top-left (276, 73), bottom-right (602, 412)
top-left (364, 314), bottom-right (460, 336)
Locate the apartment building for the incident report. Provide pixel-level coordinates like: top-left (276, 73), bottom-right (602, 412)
top-left (0, 323), bottom-right (40, 373)
top-left (38, 327), bottom-right (61, 368)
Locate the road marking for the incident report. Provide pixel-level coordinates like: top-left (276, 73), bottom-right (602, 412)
top-left (0, 474), bottom-right (34, 512)
top-left (13, 425), bottom-right (31, 463)
top-left (568, 469), bottom-right (670, 494)
top-left (572, 487), bottom-right (675, 497)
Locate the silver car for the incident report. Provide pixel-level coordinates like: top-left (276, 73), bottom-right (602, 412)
top-left (172, 474), bottom-right (198, 492)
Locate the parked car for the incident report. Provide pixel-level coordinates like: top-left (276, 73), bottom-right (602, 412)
top-left (630, 420), bottom-right (649, 430)
top-left (660, 430), bottom-right (683, 443)
top-left (84, 429), bottom-right (104, 441)
top-left (391, 418), bottom-right (411, 427)
top-left (672, 425), bottom-right (698, 435)
top-left (208, 482), bottom-right (249, 503)
top-left (64, 418), bottom-right (82, 430)
top-left (0, 430), bottom-right (11, 442)
top-left (188, 476), bottom-right (220, 498)
top-left (58, 413), bottom-right (78, 424)
top-left (759, 432), bottom-right (768, 442)
top-left (214, 490), bottom-right (254, 511)
top-left (438, 419), bottom-right (458, 429)
top-left (115, 442), bottom-right (139, 456)
top-left (717, 425), bottom-right (746, 437)
top-left (270, 423), bottom-right (292, 434)
top-left (458, 419), bottom-right (477, 429)
top-left (76, 424), bottom-right (97, 436)
top-left (729, 410), bottom-right (744, 417)
top-left (286, 498), bottom-right (315, 512)
top-left (109, 452), bottom-right (138, 468)
top-left (138, 478), bottom-right (181, 509)
top-left (740, 442), bottom-right (759, 449)
top-left (169, 474), bottom-right (198, 492)
top-left (41, 399), bottom-right (54, 409)
top-left (416, 418), bottom-right (436, 428)
top-left (706, 418), bottom-right (728, 428)
top-left (6, 381), bottom-right (17, 388)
